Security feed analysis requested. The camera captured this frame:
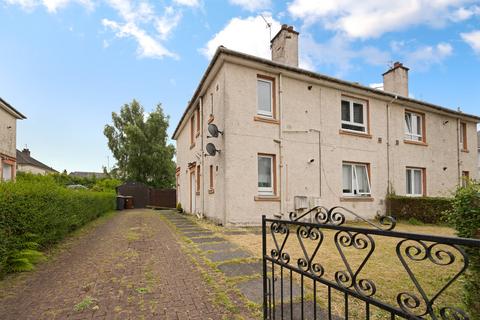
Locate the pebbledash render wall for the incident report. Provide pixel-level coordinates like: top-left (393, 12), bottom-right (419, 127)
top-left (174, 34), bottom-right (479, 226)
top-left (0, 101), bottom-right (24, 181)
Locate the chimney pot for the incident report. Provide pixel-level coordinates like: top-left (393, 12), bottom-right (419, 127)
top-left (22, 148), bottom-right (30, 157)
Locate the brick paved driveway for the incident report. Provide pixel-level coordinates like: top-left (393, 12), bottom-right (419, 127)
top-left (0, 209), bottom-right (234, 320)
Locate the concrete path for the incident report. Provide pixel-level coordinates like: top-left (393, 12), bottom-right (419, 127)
top-left (0, 209), bottom-right (236, 320)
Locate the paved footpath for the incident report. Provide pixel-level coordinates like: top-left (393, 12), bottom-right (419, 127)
top-left (0, 209), bottom-right (234, 320)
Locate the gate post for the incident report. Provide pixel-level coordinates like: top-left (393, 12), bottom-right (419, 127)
top-left (262, 215), bottom-right (268, 319)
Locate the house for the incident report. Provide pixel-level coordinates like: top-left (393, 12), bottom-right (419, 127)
top-left (0, 97), bottom-right (26, 181)
top-left (16, 148), bottom-right (57, 174)
top-left (173, 25), bottom-right (480, 226)
top-left (69, 171), bottom-right (106, 179)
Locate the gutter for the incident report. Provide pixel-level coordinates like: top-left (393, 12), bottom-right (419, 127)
top-left (0, 97), bottom-right (27, 119)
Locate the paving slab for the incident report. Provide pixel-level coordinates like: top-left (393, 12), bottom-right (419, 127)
top-left (197, 242), bottom-right (239, 252)
top-left (236, 276), bottom-right (302, 303)
top-left (190, 236), bottom-right (225, 244)
top-left (217, 261), bottom-right (262, 277)
top-left (223, 230), bottom-right (249, 235)
top-left (183, 231), bottom-right (215, 238)
top-left (177, 227), bottom-right (207, 233)
top-left (206, 249), bottom-right (252, 262)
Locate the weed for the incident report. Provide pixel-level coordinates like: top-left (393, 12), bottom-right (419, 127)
top-left (73, 296), bottom-right (95, 312)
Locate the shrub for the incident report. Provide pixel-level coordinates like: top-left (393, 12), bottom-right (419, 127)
top-left (0, 178), bottom-right (115, 277)
top-left (176, 202), bottom-right (183, 213)
top-left (386, 195), bottom-right (452, 224)
top-left (445, 182), bottom-right (480, 319)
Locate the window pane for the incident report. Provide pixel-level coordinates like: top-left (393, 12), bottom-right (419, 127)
top-left (257, 80), bottom-right (272, 113)
top-left (355, 165), bottom-right (370, 194)
top-left (353, 103), bottom-right (363, 124)
top-left (341, 100), bottom-right (350, 121)
top-left (406, 170), bottom-right (412, 194)
top-left (2, 164), bottom-right (12, 181)
top-left (413, 170), bottom-right (422, 195)
top-left (342, 164), bottom-right (352, 193)
top-left (415, 115), bottom-right (422, 135)
top-left (342, 123), bottom-right (365, 132)
top-left (405, 113), bottom-right (412, 133)
top-left (258, 157), bottom-right (272, 188)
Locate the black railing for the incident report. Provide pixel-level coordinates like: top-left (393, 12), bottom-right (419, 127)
top-left (262, 206), bottom-right (480, 320)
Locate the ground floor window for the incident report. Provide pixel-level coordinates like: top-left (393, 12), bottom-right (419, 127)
top-left (406, 167), bottom-right (424, 196)
top-left (2, 162), bottom-right (13, 181)
top-left (258, 154), bottom-right (275, 195)
top-left (461, 171), bottom-right (469, 187)
top-left (342, 162), bottom-right (371, 196)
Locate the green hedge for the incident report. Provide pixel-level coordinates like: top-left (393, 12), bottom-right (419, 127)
top-left (386, 195), bottom-right (453, 224)
top-left (0, 178), bottom-right (115, 277)
top-left (445, 182), bottom-right (480, 319)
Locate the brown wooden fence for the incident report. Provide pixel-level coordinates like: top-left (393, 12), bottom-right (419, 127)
top-left (116, 182), bottom-right (176, 209)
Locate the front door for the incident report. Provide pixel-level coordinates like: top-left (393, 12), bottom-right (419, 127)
top-left (190, 171), bottom-right (196, 213)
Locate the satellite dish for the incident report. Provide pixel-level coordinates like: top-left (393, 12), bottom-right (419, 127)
top-left (208, 123), bottom-right (223, 138)
top-left (206, 143), bottom-right (220, 156)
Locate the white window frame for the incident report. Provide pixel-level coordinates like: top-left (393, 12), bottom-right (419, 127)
top-left (341, 99), bottom-right (367, 133)
top-left (258, 155), bottom-right (274, 195)
top-left (342, 162), bottom-right (371, 197)
top-left (404, 111), bottom-right (423, 142)
top-left (257, 79), bottom-right (273, 118)
top-left (406, 168), bottom-right (424, 197)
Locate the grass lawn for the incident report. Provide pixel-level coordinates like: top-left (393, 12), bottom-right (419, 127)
top-left (197, 218), bottom-right (467, 319)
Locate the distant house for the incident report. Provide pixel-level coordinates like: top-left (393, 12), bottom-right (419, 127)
top-left (0, 97), bottom-right (26, 181)
top-left (69, 171), bottom-right (106, 179)
top-left (16, 148), bottom-right (57, 175)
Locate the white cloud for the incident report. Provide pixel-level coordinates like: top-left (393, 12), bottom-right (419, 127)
top-left (288, 0), bottom-right (478, 39)
top-left (300, 33), bottom-right (391, 76)
top-left (173, 0), bottom-right (199, 7)
top-left (200, 15), bottom-right (281, 59)
top-left (102, 0), bottom-right (182, 59)
top-left (4, 0), bottom-right (93, 12)
top-left (229, 0), bottom-right (271, 11)
top-left (461, 30), bottom-right (480, 54)
top-left (391, 41), bottom-right (453, 71)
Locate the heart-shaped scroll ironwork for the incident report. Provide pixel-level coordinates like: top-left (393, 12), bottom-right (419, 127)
top-left (296, 225), bottom-right (324, 277)
top-left (270, 221), bottom-right (290, 263)
top-left (395, 239), bottom-right (469, 318)
top-left (334, 230), bottom-right (377, 297)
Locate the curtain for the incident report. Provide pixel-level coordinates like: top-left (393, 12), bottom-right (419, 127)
top-left (342, 164), bottom-right (352, 193)
top-left (413, 170), bottom-right (422, 195)
top-left (2, 164), bottom-right (12, 181)
top-left (405, 113), bottom-right (412, 135)
top-left (353, 103), bottom-right (363, 124)
top-left (258, 157), bottom-right (272, 187)
top-left (257, 80), bottom-right (272, 113)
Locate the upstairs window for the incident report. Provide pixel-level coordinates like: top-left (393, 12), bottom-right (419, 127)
top-left (406, 167), bottom-right (424, 196)
top-left (342, 162), bottom-right (371, 196)
top-left (258, 154), bottom-right (275, 195)
top-left (196, 107), bottom-right (200, 136)
top-left (405, 111), bottom-right (424, 142)
top-left (460, 122), bottom-right (467, 150)
top-left (257, 76), bottom-right (274, 118)
top-left (341, 99), bottom-right (367, 133)
top-left (190, 113), bottom-right (195, 146)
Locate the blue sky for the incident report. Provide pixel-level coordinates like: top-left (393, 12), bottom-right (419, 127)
top-left (1, 0), bottom-right (479, 172)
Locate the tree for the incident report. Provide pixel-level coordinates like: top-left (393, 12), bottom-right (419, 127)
top-left (103, 100), bottom-right (176, 188)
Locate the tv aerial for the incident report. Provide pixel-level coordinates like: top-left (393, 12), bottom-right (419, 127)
top-left (206, 143), bottom-right (221, 156)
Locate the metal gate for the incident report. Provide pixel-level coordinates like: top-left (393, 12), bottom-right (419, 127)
top-left (262, 206), bottom-right (480, 320)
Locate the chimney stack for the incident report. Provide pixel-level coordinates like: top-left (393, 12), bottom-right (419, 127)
top-left (271, 24), bottom-right (299, 67)
top-left (383, 62), bottom-right (409, 97)
top-left (22, 148), bottom-right (30, 157)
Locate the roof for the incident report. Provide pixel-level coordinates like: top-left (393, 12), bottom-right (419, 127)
top-left (69, 171), bottom-right (107, 179)
top-left (172, 46), bottom-right (480, 139)
top-left (16, 149), bottom-right (57, 172)
top-left (0, 97), bottom-right (26, 119)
